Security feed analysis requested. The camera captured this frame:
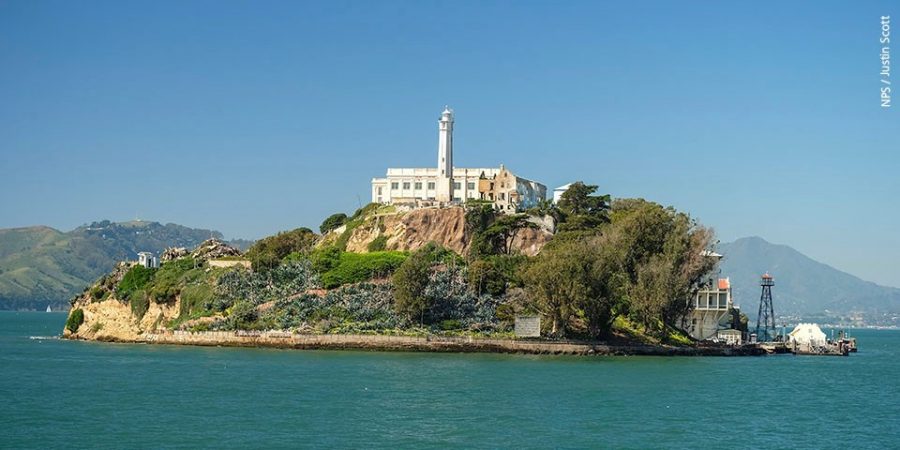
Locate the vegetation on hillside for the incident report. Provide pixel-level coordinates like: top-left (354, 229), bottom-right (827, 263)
top-left (66, 308), bottom-right (84, 333)
top-left (0, 220), bottom-right (244, 311)
top-left (66, 182), bottom-right (721, 343)
top-left (244, 228), bottom-right (317, 271)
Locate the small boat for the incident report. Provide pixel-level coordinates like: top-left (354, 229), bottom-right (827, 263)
top-left (46, 304), bottom-right (52, 313)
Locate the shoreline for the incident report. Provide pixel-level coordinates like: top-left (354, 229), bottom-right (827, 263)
top-left (65, 330), bottom-right (766, 357)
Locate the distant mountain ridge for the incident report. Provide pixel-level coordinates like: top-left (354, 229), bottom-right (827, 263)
top-left (0, 220), bottom-right (251, 311)
top-left (718, 236), bottom-right (900, 317)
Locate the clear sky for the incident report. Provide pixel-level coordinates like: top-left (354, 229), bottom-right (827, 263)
top-left (1, 1), bottom-right (898, 286)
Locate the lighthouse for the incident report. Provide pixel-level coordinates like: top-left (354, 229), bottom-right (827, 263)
top-left (435, 106), bottom-right (454, 203)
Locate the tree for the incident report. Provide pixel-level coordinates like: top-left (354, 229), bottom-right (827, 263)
top-left (319, 213), bottom-right (348, 234)
top-left (603, 199), bottom-right (716, 333)
top-left (521, 240), bottom-right (603, 337)
top-left (392, 250), bottom-right (432, 324)
top-left (558, 182), bottom-right (611, 216)
top-left (474, 214), bottom-right (534, 256)
top-left (557, 182), bottom-right (611, 232)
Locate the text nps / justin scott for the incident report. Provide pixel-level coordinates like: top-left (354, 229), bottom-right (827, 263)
top-left (881, 16), bottom-right (891, 108)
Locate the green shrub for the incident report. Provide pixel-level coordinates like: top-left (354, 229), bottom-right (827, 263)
top-left (130, 290), bottom-right (150, 320)
top-left (320, 213), bottom-right (348, 234)
top-left (321, 251), bottom-right (408, 289)
top-left (350, 203), bottom-right (380, 220)
top-left (367, 235), bottom-right (388, 252)
top-left (90, 286), bottom-right (104, 301)
top-left (180, 284), bottom-right (214, 319)
top-left (226, 300), bottom-right (258, 329)
top-left (439, 319), bottom-right (463, 330)
top-left (117, 265), bottom-right (155, 300)
top-left (245, 228), bottom-right (317, 271)
top-left (90, 322), bottom-right (104, 333)
top-left (310, 246), bottom-right (342, 273)
top-left (66, 308), bottom-right (84, 333)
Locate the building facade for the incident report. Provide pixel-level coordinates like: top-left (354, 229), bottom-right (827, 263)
top-left (137, 251), bottom-right (159, 269)
top-left (371, 107), bottom-right (546, 212)
top-left (679, 251), bottom-right (739, 341)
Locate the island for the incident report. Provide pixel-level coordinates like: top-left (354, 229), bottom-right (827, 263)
top-left (62, 187), bottom-right (758, 356)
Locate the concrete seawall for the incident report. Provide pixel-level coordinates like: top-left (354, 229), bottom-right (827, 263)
top-left (80, 330), bottom-right (765, 357)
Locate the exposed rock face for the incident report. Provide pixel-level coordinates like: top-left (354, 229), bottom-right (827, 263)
top-left (190, 239), bottom-right (242, 261)
top-left (64, 262), bottom-right (180, 341)
top-left (161, 247), bottom-right (188, 261)
top-left (64, 238), bottom-right (239, 340)
top-left (342, 206), bottom-right (552, 256)
top-left (66, 295), bottom-right (180, 341)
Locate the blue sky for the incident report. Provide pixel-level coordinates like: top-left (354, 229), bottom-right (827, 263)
top-left (1, 1), bottom-right (898, 286)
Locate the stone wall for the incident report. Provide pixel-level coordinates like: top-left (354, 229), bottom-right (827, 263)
top-left (129, 330), bottom-right (763, 356)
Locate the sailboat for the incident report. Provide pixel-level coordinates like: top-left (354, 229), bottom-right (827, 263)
top-left (46, 304), bottom-right (52, 313)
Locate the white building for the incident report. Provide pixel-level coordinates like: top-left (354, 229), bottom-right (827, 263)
top-left (137, 251), bottom-right (159, 269)
top-left (552, 183), bottom-right (574, 204)
top-left (371, 107), bottom-right (547, 212)
top-left (680, 251), bottom-right (738, 341)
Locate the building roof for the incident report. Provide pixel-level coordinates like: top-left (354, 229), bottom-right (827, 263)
top-left (554, 183), bottom-right (574, 191)
top-left (718, 278), bottom-right (731, 290)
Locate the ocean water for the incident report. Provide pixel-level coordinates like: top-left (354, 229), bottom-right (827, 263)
top-left (1, 312), bottom-right (898, 449)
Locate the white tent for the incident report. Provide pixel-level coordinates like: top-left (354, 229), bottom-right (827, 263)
top-left (788, 323), bottom-right (827, 347)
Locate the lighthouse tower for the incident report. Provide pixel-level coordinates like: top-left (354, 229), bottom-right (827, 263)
top-left (436, 106), bottom-right (454, 203)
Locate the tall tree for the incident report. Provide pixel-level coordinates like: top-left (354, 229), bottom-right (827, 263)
top-left (557, 182), bottom-right (611, 232)
top-left (392, 250), bottom-right (432, 324)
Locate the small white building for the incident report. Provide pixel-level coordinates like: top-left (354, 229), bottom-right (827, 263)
top-left (137, 252), bottom-right (159, 269)
top-left (371, 107), bottom-right (547, 212)
top-left (552, 183), bottom-right (575, 204)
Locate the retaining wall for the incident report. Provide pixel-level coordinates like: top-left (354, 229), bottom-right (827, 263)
top-left (126, 330), bottom-right (763, 356)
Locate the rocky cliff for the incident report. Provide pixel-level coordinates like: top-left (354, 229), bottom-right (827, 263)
top-left (331, 206), bottom-right (553, 256)
top-left (63, 262), bottom-right (181, 341)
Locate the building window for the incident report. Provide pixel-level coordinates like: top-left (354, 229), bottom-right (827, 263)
top-left (427, 182), bottom-right (435, 190)
top-left (391, 182), bottom-right (399, 190)
top-left (377, 187), bottom-right (382, 195)
top-left (414, 182), bottom-right (422, 190)
top-left (403, 182), bottom-right (410, 190)
top-left (453, 182), bottom-right (461, 189)
top-left (453, 197), bottom-right (461, 202)
top-left (467, 182), bottom-right (475, 190)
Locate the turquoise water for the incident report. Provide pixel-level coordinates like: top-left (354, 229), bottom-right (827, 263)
top-left (2, 312), bottom-right (899, 449)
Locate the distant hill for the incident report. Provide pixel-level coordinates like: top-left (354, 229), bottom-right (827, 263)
top-left (0, 220), bottom-right (251, 311)
top-left (718, 237), bottom-right (900, 316)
